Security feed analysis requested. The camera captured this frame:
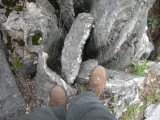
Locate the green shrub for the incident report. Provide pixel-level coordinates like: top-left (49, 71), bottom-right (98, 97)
top-left (129, 59), bottom-right (147, 76)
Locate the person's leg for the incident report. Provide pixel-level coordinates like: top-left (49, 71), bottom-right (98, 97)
top-left (10, 85), bottom-right (67, 120)
top-left (11, 105), bottom-right (66, 120)
top-left (66, 91), bottom-right (116, 120)
top-left (66, 66), bottom-right (117, 120)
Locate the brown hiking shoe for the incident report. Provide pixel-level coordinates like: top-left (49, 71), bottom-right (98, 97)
top-left (49, 85), bottom-right (67, 108)
top-left (87, 66), bottom-right (106, 99)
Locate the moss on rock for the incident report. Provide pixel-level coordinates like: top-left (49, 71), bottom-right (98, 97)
top-left (32, 33), bottom-right (42, 45)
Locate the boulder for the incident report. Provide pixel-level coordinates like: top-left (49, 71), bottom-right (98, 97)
top-left (147, 62), bottom-right (160, 76)
top-left (61, 13), bottom-right (94, 84)
top-left (75, 65), bottom-right (145, 118)
top-left (104, 69), bottom-right (145, 118)
top-left (76, 59), bottom-right (98, 84)
top-left (0, 32), bottom-right (25, 119)
top-left (86, 0), bottom-right (155, 69)
top-left (2, 1), bottom-right (63, 76)
top-left (2, 1), bottom-right (61, 57)
top-left (145, 102), bottom-right (160, 120)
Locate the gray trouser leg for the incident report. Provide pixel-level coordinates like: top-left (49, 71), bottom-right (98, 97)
top-left (10, 105), bottom-right (66, 120)
top-left (66, 91), bottom-right (117, 120)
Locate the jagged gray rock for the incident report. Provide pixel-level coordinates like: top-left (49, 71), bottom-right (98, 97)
top-left (35, 52), bottom-right (77, 107)
top-left (145, 102), bottom-right (160, 120)
top-left (86, 0), bottom-right (155, 69)
top-left (74, 65), bottom-right (145, 118)
top-left (0, 32), bottom-right (25, 119)
top-left (2, 1), bottom-right (63, 76)
top-left (76, 59), bottom-right (98, 84)
top-left (147, 62), bottom-right (160, 76)
top-left (104, 69), bottom-right (145, 118)
top-left (61, 13), bottom-right (94, 84)
top-left (2, 2), bottom-right (61, 57)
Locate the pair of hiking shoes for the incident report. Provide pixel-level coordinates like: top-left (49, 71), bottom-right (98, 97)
top-left (49, 66), bottom-right (106, 108)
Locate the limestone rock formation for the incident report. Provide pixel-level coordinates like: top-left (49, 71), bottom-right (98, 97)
top-left (1, 1), bottom-right (63, 77)
top-left (86, 0), bottom-right (155, 69)
top-left (61, 13), bottom-right (94, 84)
top-left (0, 0), bottom-right (157, 119)
top-left (104, 69), bottom-right (145, 118)
top-left (2, 1), bottom-right (61, 57)
top-left (75, 66), bottom-right (145, 118)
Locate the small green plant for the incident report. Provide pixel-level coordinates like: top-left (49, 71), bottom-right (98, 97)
top-left (157, 56), bottom-right (160, 61)
top-left (144, 83), bottom-right (160, 105)
top-left (129, 59), bottom-right (148, 76)
top-left (121, 104), bottom-right (141, 120)
top-left (80, 83), bottom-right (84, 93)
top-left (111, 97), bottom-right (117, 115)
top-left (146, 95), bottom-right (154, 105)
top-left (12, 54), bottom-right (23, 73)
top-left (148, 16), bottom-right (160, 29)
top-left (139, 106), bottom-right (145, 117)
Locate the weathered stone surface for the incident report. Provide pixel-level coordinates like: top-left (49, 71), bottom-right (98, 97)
top-left (3, 1), bottom-right (60, 56)
top-left (103, 69), bottom-right (145, 118)
top-left (35, 52), bottom-right (77, 107)
top-left (76, 59), bottom-right (98, 84)
top-left (37, 0), bottom-right (56, 17)
top-left (86, 0), bottom-right (155, 69)
top-left (61, 13), bottom-right (94, 84)
top-left (147, 62), bottom-right (160, 76)
top-left (145, 102), bottom-right (160, 120)
top-left (58, 0), bottom-right (75, 30)
top-left (2, 1), bottom-right (63, 76)
top-left (0, 32), bottom-right (25, 119)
